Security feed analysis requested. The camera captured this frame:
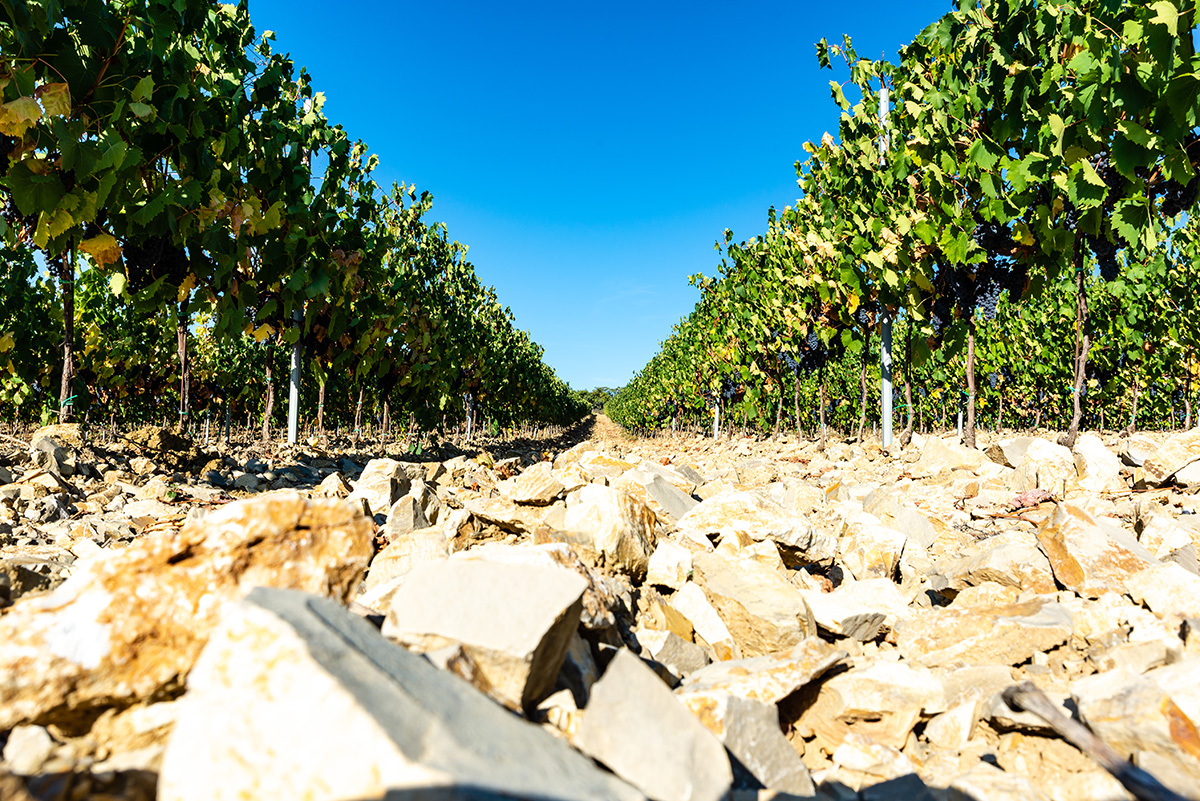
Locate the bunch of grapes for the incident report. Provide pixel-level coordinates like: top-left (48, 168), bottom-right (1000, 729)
top-left (720, 375), bottom-right (741, 403)
top-left (973, 221), bottom-right (1014, 256)
top-left (930, 293), bottom-right (954, 336)
top-left (793, 329), bottom-right (841, 374)
top-left (778, 349), bottom-right (801, 376)
top-left (1, 195), bottom-right (33, 234)
top-left (855, 301), bottom-right (875, 328)
top-left (1086, 234), bottom-right (1120, 281)
top-left (122, 234), bottom-right (189, 292)
top-left (1091, 150), bottom-right (1121, 192)
top-left (988, 372), bottom-right (999, 390)
top-left (975, 267), bottom-right (1004, 320)
top-left (1060, 201), bottom-right (1079, 232)
top-left (1161, 176), bottom-right (1199, 218)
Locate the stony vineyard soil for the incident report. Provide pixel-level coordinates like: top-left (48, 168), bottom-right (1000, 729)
top-left (3, 417), bottom-right (1200, 800)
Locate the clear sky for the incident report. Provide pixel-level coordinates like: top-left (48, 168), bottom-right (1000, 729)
top-left (246, 0), bottom-right (953, 390)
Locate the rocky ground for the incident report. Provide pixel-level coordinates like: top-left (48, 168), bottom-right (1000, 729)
top-left (2, 415), bottom-right (1200, 800)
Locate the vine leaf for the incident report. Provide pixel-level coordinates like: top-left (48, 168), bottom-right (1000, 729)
top-left (0, 97), bottom-right (42, 137)
top-left (35, 84), bottom-right (71, 118)
top-left (80, 233), bottom-right (122, 267)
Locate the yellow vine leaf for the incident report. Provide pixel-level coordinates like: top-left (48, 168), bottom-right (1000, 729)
top-left (81, 233), bottom-right (122, 267)
top-left (0, 332), bottom-right (14, 353)
top-left (252, 323), bottom-right (274, 342)
top-left (0, 97), bottom-right (42, 137)
top-left (36, 83), bottom-right (71, 118)
top-left (177, 273), bottom-right (198, 301)
top-left (34, 208), bottom-right (74, 248)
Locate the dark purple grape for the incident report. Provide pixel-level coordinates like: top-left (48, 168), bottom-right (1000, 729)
top-left (1161, 176), bottom-right (1199, 218)
top-left (1087, 234), bottom-right (1120, 281)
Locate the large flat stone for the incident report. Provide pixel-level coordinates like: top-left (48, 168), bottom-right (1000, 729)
top-left (382, 559), bottom-right (587, 711)
top-left (564, 484), bottom-right (658, 579)
top-left (501, 461), bottom-right (565, 505)
top-left (894, 598), bottom-right (1073, 668)
top-left (463, 496), bottom-right (550, 535)
top-left (159, 588), bottom-right (641, 801)
top-left (692, 551), bottom-right (816, 658)
top-left (574, 648), bottom-right (732, 801)
top-left (911, 437), bottom-right (986, 477)
top-left (0, 491), bottom-right (372, 730)
top-left (940, 530), bottom-right (1058, 595)
top-left (676, 491), bottom-right (831, 563)
top-left (682, 693), bottom-right (814, 795)
top-left (1037, 503), bottom-right (1158, 598)
top-left (798, 660), bottom-right (945, 751)
top-left (675, 638), bottom-right (845, 706)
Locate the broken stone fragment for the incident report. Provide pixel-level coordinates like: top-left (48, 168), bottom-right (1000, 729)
top-left (502, 461), bottom-right (565, 505)
top-left (682, 692), bottom-right (815, 795)
top-left (692, 551), bottom-right (817, 658)
top-left (837, 511), bottom-right (907, 581)
top-left (2, 724), bottom-right (55, 775)
top-left (1073, 433), bottom-right (1125, 494)
top-left (798, 660), bottom-right (945, 752)
top-left (382, 558), bottom-right (587, 711)
top-left (646, 538), bottom-right (694, 590)
top-left (1037, 502), bottom-right (1158, 598)
top-left (826, 732), bottom-right (919, 791)
top-left (1143, 427), bottom-right (1200, 486)
top-left (675, 491), bottom-right (824, 561)
top-left (894, 597), bottom-right (1073, 668)
top-left (1018, 438), bottom-right (1079, 496)
top-left (862, 487), bottom-right (938, 549)
top-left (563, 484), bottom-right (657, 579)
top-left (574, 647), bottom-right (732, 801)
top-left (1070, 661), bottom-right (1200, 784)
top-left (346, 458), bottom-right (415, 516)
top-left (577, 450), bottom-right (637, 480)
top-left (664, 582), bottom-right (738, 660)
top-left (947, 762), bottom-right (1052, 801)
top-left (362, 525), bottom-right (451, 598)
top-left (797, 577), bottom-right (912, 641)
top-left (939, 530), bottom-right (1058, 595)
top-left (384, 494), bottom-right (430, 540)
top-left (987, 437), bottom-right (1035, 469)
top-left (462, 496), bottom-right (550, 535)
top-left (911, 436), bottom-right (986, 477)
top-left (0, 491), bottom-right (373, 730)
top-left (637, 628), bottom-right (711, 684)
top-left (314, 471), bottom-right (352, 498)
top-left (1124, 561), bottom-right (1200, 619)
top-left (614, 469), bottom-right (699, 527)
top-left (159, 587), bottom-right (641, 801)
top-left (676, 638), bottom-right (845, 707)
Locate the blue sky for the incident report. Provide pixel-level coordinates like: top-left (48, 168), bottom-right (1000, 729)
top-left (248, 0), bottom-right (953, 390)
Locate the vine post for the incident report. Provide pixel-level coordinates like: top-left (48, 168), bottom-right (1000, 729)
top-left (878, 86), bottom-right (893, 449)
top-left (288, 308), bottom-right (301, 445)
